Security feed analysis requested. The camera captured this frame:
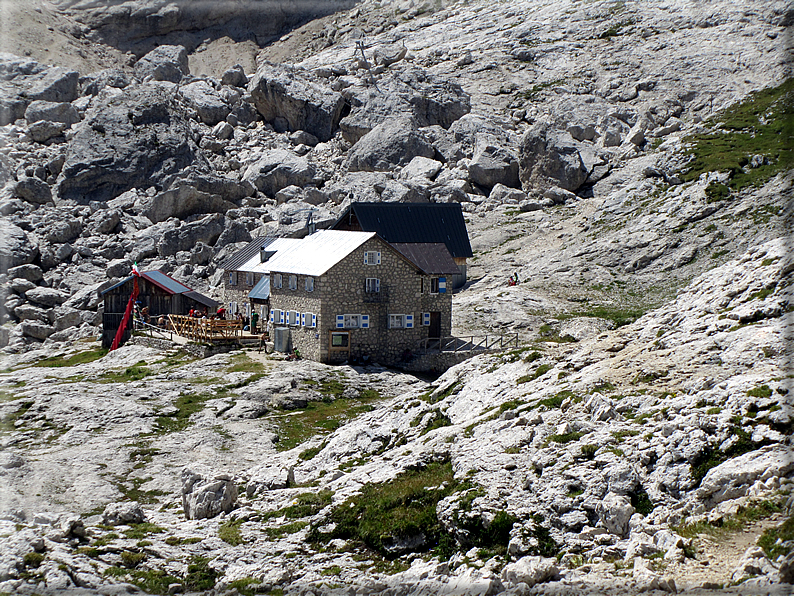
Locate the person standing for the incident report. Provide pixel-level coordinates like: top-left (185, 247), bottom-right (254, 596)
top-left (251, 311), bottom-right (259, 334)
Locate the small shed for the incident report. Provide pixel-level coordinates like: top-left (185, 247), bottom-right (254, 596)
top-left (100, 270), bottom-right (218, 348)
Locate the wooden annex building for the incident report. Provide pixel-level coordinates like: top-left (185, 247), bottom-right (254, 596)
top-left (101, 270), bottom-right (218, 348)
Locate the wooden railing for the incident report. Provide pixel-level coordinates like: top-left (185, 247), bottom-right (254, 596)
top-left (416, 334), bottom-right (520, 355)
top-left (133, 318), bottom-right (175, 342)
top-left (167, 315), bottom-right (242, 342)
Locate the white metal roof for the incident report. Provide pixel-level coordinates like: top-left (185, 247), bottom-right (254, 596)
top-left (236, 238), bottom-right (303, 273)
top-left (264, 230), bottom-right (377, 276)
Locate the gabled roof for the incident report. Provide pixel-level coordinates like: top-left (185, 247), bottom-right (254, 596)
top-left (101, 271), bottom-right (217, 308)
top-left (331, 202), bottom-right (473, 259)
top-left (391, 243), bottom-right (460, 275)
top-left (264, 230), bottom-right (376, 276)
top-left (219, 237), bottom-right (302, 272)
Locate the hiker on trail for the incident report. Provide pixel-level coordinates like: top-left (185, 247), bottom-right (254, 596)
top-left (251, 311), bottom-right (259, 333)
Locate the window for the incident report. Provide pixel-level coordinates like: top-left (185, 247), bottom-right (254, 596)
top-left (229, 301), bottom-right (238, 314)
top-left (229, 271), bottom-right (237, 286)
top-left (288, 310), bottom-right (300, 326)
top-left (331, 332), bottom-right (349, 348)
top-left (273, 273), bottom-right (282, 289)
top-left (344, 314), bottom-right (360, 328)
top-left (245, 272), bottom-right (254, 286)
top-left (365, 278), bottom-right (380, 293)
top-left (336, 314), bottom-right (365, 328)
top-left (422, 312), bottom-right (431, 326)
top-left (430, 278), bottom-right (439, 294)
top-left (303, 312), bottom-right (316, 328)
top-left (289, 275), bottom-right (297, 290)
top-left (364, 251), bottom-right (381, 265)
top-left (389, 314), bottom-right (414, 329)
top-left (305, 277), bottom-right (314, 292)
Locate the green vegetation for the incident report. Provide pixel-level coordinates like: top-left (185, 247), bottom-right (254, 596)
top-left (569, 305), bottom-right (647, 328)
top-left (23, 552), bottom-right (44, 568)
top-left (516, 79), bottom-right (566, 101)
top-left (680, 78), bottom-right (793, 193)
top-left (580, 444), bottom-right (598, 459)
top-left (104, 566), bottom-right (183, 594)
top-left (120, 551), bottom-right (147, 568)
top-left (219, 519), bottom-right (244, 546)
top-left (689, 425), bottom-right (765, 485)
top-left (34, 348), bottom-right (108, 368)
top-left (270, 391), bottom-right (380, 452)
top-left (546, 431), bottom-right (585, 445)
top-left (704, 181), bottom-right (731, 203)
top-left (184, 556), bottom-right (218, 591)
top-left (113, 476), bottom-right (167, 504)
top-left (263, 521), bottom-right (308, 540)
top-left (99, 362), bottom-right (153, 383)
top-left (611, 429), bottom-right (640, 441)
top-left (747, 385), bottom-right (773, 398)
top-left (164, 536), bottom-right (203, 546)
top-left (419, 410), bottom-right (452, 435)
top-left (630, 489), bottom-right (655, 515)
top-left (534, 390), bottom-right (575, 409)
top-left (263, 490), bottom-right (334, 520)
top-left (153, 392), bottom-right (214, 434)
top-left (419, 381), bottom-right (462, 404)
top-left (0, 400), bottom-right (34, 433)
top-left (309, 461), bottom-right (466, 558)
top-left (227, 577), bottom-right (262, 596)
top-left (758, 514), bottom-right (794, 559)
top-left (123, 523), bottom-right (165, 540)
top-left (676, 500), bottom-right (782, 541)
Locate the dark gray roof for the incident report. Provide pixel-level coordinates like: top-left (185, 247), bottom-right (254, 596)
top-left (391, 243), bottom-right (460, 275)
top-left (184, 291), bottom-right (219, 309)
top-left (102, 270), bottom-right (192, 295)
top-left (219, 237), bottom-right (275, 271)
top-left (331, 202), bottom-right (473, 259)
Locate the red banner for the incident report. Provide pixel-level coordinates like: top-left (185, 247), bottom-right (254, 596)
top-left (110, 274), bottom-right (140, 351)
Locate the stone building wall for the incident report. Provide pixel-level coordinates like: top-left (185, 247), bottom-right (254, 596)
top-left (222, 270), bottom-right (264, 316)
top-left (269, 236), bottom-right (452, 366)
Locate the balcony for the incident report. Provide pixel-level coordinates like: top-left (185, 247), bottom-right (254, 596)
top-left (363, 282), bottom-right (389, 303)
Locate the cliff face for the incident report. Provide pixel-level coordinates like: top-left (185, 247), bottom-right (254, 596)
top-left (0, 0), bottom-right (791, 594)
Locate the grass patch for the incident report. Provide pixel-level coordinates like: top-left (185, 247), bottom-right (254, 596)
top-left (152, 392), bottom-right (214, 434)
top-left (308, 461), bottom-right (465, 559)
top-left (34, 348), bottom-right (108, 368)
top-left (99, 363), bottom-right (153, 383)
top-left (747, 385), bottom-right (773, 398)
top-left (680, 78), bottom-right (793, 192)
top-left (120, 551), bottom-right (147, 569)
top-left (123, 523), bottom-right (165, 540)
top-left (262, 490), bottom-right (334, 521)
top-left (263, 521), bottom-right (308, 540)
top-left (689, 425), bottom-right (765, 485)
top-left (546, 431), bottom-right (585, 445)
top-left (419, 410), bottom-right (452, 436)
top-left (270, 393), bottom-right (381, 452)
top-left (677, 500), bottom-right (783, 541)
top-left (758, 514), bottom-right (794, 559)
top-left (227, 577), bottom-right (262, 596)
top-left (219, 519), bottom-right (244, 546)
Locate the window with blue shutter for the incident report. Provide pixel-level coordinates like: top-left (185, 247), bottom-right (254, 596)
top-left (269, 309), bottom-right (274, 323)
top-left (361, 315), bottom-right (369, 329)
top-left (364, 251), bottom-right (381, 265)
top-left (439, 278), bottom-right (447, 293)
top-left (311, 314), bottom-right (317, 328)
top-left (336, 315), bottom-right (344, 328)
top-left (422, 312), bottom-right (430, 326)
top-left (405, 314), bottom-right (414, 328)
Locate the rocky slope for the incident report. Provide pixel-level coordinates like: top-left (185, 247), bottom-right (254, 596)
top-left (0, 0), bottom-right (792, 594)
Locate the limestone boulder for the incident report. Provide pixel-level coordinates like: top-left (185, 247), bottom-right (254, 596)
top-left (249, 62), bottom-right (345, 143)
top-left (13, 177), bottom-right (53, 205)
top-left (20, 320), bottom-right (56, 340)
top-left (56, 83), bottom-right (203, 204)
top-left (0, 54), bottom-right (78, 125)
top-left (180, 81), bottom-right (229, 126)
top-left (157, 213), bottom-right (225, 256)
top-left (221, 64), bottom-right (247, 88)
top-left (102, 502), bottom-right (147, 526)
top-left (0, 220), bottom-right (38, 270)
top-left (242, 150), bottom-right (318, 197)
top-left (25, 100), bottom-right (79, 126)
top-left (519, 122), bottom-right (589, 192)
top-left (596, 493), bottom-right (634, 537)
top-left (501, 556), bottom-right (559, 588)
top-left (347, 116), bottom-right (435, 172)
top-left (246, 464), bottom-right (295, 497)
top-left (182, 467), bottom-right (238, 520)
top-left (135, 184), bottom-right (236, 223)
top-left (7, 264), bottom-right (44, 283)
top-left (340, 67), bottom-right (470, 143)
top-left (468, 134), bottom-right (520, 189)
top-left (134, 45), bottom-right (189, 83)
top-left (26, 287), bottom-right (69, 307)
top-left (80, 68), bottom-right (130, 96)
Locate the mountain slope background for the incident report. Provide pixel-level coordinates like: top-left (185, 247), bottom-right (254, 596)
top-left (0, 0), bottom-right (792, 594)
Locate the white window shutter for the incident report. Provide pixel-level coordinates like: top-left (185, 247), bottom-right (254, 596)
top-left (361, 314), bottom-right (369, 329)
top-left (439, 278), bottom-right (446, 293)
top-left (376, 251), bottom-right (381, 264)
top-left (269, 309), bottom-right (274, 323)
top-left (336, 315), bottom-right (344, 328)
top-left (301, 313), bottom-right (306, 326)
top-left (405, 314), bottom-right (414, 328)
top-left (363, 252), bottom-right (368, 265)
top-left (422, 312), bottom-right (430, 326)
top-left (311, 313), bottom-right (317, 328)
top-left (375, 279), bottom-right (381, 293)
